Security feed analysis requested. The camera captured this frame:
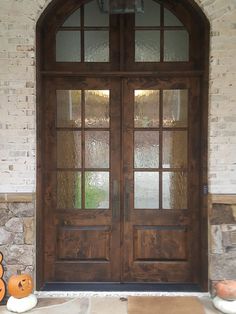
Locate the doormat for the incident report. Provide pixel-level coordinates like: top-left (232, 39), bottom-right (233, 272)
top-left (128, 296), bottom-right (205, 314)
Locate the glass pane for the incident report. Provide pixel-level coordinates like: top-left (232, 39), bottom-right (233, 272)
top-left (134, 90), bottom-right (159, 127)
top-left (57, 131), bottom-right (81, 168)
top-left (56, 31), bottom-right (81, 62)
top-left (135, 0), bottom-right (160, 26)
top-left (84, 0), bottom-right (109, 26)
top-left (135, 172), bottom-right (159, 209)
top-left (164, 8), bottom-right (183, 26)
top-left (135, 31), bottom-right (160, 62)
top-left (85, 31), bottom-right (109, 62)
top-left (134, 131), bottom-right (159, 168)
top-left (85, 172), bottom-right (109, 208)
top-left (164, 30), bottom-right (189, 61)
top-left (57, 90), bottom-right (81, 127)
top-left (163, 131), bottom-right (187, 168)
top-left (63, 9), bottom-right (81, 27)
top-left (163, 172), bottom-right (187, 209)
top-left (163, 90), bottom-right (188, 127)
top-left (57, 172), bottom-right (81, 209)
top-left (85, 131), bottom-right (109, 168)
top-left (85, 90), bottom-right (109, 127)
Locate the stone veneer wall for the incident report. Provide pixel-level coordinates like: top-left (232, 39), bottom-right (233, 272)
top-left (209, 195), bottom-right (236, 292)
top-left (0, 0), bottom-right (236, 291)
top-left (0, 198), bottom-right (35, 282)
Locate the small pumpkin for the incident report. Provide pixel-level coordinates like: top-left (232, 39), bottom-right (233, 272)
top-left (8, 273), bottom-right (33, 299)
top-left (215, 280), bottom-right (236, 300)
top-left (0, 252), bottom-right (6, 303)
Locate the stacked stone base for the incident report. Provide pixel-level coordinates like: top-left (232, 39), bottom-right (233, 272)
top-left (0, 201), bottom-right (34, 283)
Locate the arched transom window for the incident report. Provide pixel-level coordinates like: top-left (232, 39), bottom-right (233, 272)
top-left (42, 0), bottom-right (203, 71)
top-left (56, 0), bottom-right (189, 63)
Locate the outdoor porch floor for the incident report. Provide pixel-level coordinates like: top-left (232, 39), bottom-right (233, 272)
top-left (0, 296), bottom-right (223, 313)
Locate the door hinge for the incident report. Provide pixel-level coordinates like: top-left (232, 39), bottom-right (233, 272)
top-left (203, 184), bottom-right (208, 195)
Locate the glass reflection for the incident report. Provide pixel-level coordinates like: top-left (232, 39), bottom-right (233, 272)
top-left (164, 30), bottom-right (189, 62)
top-left (163, 172), bottom-right (187, 209)
top-left (134, 131), bottom-right (159, 168)
top-left (164, 8), bottom-right (183, 26)
top-left (163, 131), bottom-right (187, 168)
top-left (57, 172), bottom-right (81, 209)
top-left (85, 131), bottom-right (109, 168)
top-left (84, 0), bottom-right (109, 26)
top-left (134, 90), bottom-right (159, 127)
top-left (135, 31), bottom-right (160, 62)
top-left (163, 90), bottom-right (188, 127)
top-left (84, 31), bottom-right (109, 62)
top-left (57, 90), bottom-right (81, 127)
top-left (63, 8), bottom-right (81, 27)
top-left (135, 172), bottom-right (159, 209)
top-left (56, 31), bottom-right (81, 62)
top-left (85, 90), bottom-right (109, 127)
top-left (85, 172), bottom-right (109, 208)
top-left (57, 131), bottom-right (81, 168)
top-left (135, 0), bottom-right (160, 26)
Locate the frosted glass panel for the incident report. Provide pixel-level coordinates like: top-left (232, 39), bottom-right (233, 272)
top-left (85, 131), bottom-right (109, 168)
top-left (57, 90), bottom-right (81, 127)
top-left (134, 90), bottom-right (159, 127)
top-left (136, 0), bottom-right (160, 26)
top-left (164, 30), bottom-right (189, 61)
top-left (85, 31), bottom-right (109, 62)
top-left (134, 131), bottom-right (159, 168)
top-left (163, 131), bottom-right (187, 168)
top-left (56, 31), bottom-right (81, 62)
top-left (63, 9), bottom-right (81, 27)
top-left (84, 0), bottom-right (109, 26)
top-left (135, 31), bottom-right (160, 62)
top-left (85, 172), bottom-right (109, 208)
top-left (135, 172), bottom-right (159, 209)
top-left (164, 8), bottom-right (183, 26)
top-left (57, 131), bottom-right (81, 168)
top-left (57, 172), bottom-right (81, 209)
top-left (163, 172), bottom-right (187, 209)
top-left (85, 90), bottom-right (109, 127)
top-left (163, 90), bottom-right (188, 127)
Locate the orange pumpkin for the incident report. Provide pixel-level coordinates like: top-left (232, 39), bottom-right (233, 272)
top-left (8, 273), bottom-right (33, 299)
top-left (215, 280), bottom-right (236, 300)
top-left (0, 252), bottom-right (6, 303)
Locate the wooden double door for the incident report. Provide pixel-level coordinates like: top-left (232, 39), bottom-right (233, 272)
top-left (43, 76), bottom-right (201, 284)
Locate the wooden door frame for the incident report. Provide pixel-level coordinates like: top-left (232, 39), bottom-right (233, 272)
top-left (36, 0), bottom-right (210, 291)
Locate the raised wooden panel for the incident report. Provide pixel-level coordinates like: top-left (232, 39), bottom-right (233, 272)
top-left (57, 225), bottom-right (111, 261)
top-left (134, 226), bottom-right (187, 261)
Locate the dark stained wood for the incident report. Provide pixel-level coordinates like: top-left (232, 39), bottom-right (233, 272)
top-left (122, 77), bottom-right (201, 283)
top-left (36, 0), bottom-right (209, 291)
top-left (42, 78), bottom-right (121, 282)
top-left (57, 226), bottom-right (111, 260)
top-left (133, 226), bottom-right (188, 261)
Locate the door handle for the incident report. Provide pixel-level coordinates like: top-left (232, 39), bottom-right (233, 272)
top-left (124, 179), bottom-right (131, 222)
top-left (112, 179), bottom-right (119, 219)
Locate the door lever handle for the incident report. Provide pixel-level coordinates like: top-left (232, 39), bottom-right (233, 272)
top-left (124, 179), bottom-right (131, 221)
top-left (112, 179), bottom-right (119, 219)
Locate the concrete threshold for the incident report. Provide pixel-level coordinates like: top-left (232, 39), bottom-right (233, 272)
top-left (35, 291), bottom-right (210, 298)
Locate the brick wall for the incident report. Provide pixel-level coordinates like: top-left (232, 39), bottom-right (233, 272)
top-left (0, 0), bottom-right (236, 193)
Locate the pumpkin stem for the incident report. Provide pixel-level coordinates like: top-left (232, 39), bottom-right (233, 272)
top-left (17, 270), bottom-right (21, 275)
